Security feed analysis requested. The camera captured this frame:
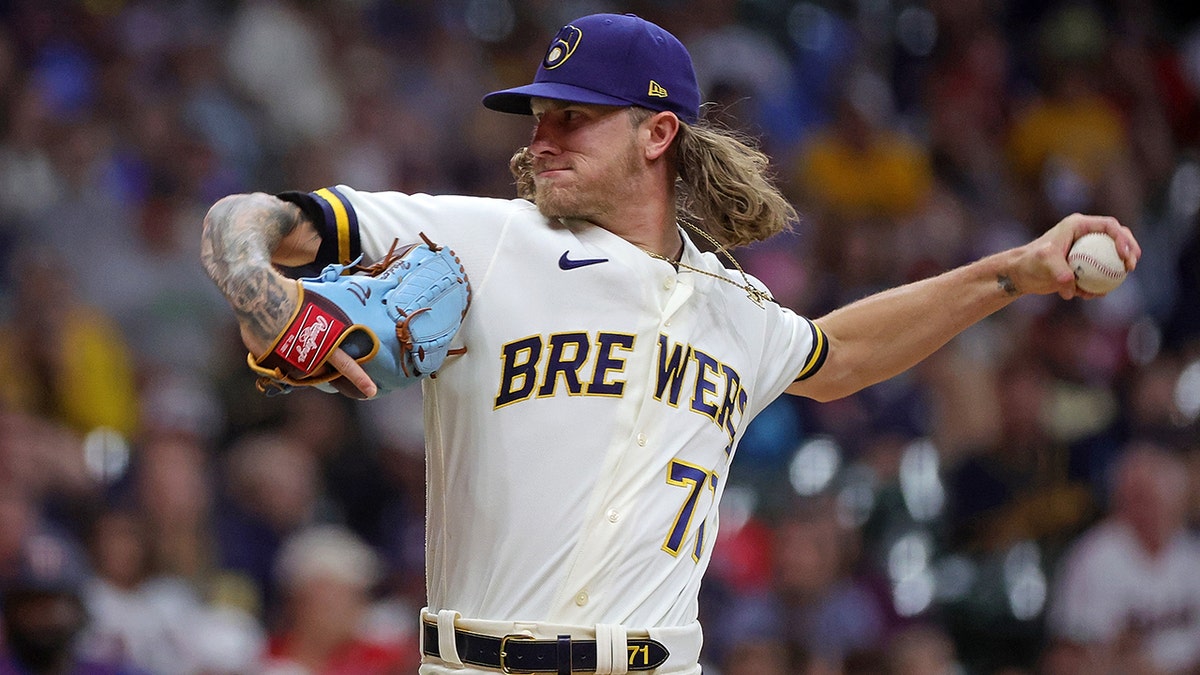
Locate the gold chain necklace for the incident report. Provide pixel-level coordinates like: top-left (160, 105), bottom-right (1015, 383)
top-left (642, 221), bottom-right (773, 308)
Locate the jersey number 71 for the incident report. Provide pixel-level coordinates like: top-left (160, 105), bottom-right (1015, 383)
top-left (662, 459), bottom-right (719, 562)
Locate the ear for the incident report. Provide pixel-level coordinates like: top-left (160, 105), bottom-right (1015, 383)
top-left (641, 111), bottom-right (680, 161)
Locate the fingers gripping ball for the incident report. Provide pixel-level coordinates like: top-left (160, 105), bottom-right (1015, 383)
top-left (248, 234), bottom-right (471, 398)
top-left (1068, 232), bottom-right (1128, 295)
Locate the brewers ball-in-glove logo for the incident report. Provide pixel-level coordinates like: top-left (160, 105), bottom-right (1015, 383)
top-left (248, 234), bottom-right (471, 398)
top-left (543, 24), bottom-right (582, 69)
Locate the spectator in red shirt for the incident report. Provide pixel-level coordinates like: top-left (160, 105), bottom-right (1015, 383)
top-left (260, 525), bottom-right (416, 675)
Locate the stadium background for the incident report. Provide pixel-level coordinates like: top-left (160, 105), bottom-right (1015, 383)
top-left (0, 0), bottom-right (1198, 673)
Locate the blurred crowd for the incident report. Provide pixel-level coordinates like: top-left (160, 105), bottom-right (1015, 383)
top-left (0, 0), bottom-right (1198, 674)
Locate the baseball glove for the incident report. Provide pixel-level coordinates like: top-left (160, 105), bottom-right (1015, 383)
top-left (247, 234), bottom-right (471, 398)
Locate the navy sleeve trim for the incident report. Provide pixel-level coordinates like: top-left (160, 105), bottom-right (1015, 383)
top-left (311, 186), bottom-right (361, 265)
top-left (276, 187), bottom-right (362, 269)
top-left (793, 319), bottom-right (829, 382)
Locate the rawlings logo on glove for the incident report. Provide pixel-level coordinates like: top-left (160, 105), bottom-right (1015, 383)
top-left (247, 234), bottom-right (471, 398)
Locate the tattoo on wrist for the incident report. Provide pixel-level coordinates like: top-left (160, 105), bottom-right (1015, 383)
top-left (230, 268), bottom-right (294, 342)
top-left (997, 274), bottom-right (1019, 296)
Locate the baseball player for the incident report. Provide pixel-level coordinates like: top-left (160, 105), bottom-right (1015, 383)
top-left (200, 13), bottom-right (1141, 675)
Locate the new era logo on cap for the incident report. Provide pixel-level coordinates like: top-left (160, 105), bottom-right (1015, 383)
top-left (482, 14), bottom-right (701, 124)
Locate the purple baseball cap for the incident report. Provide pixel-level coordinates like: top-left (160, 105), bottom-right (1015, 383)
top-left (482, 13), bottom-right (701, 124)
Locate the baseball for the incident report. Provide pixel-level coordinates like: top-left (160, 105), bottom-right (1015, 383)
top-left (1068, 232), bottom-right (1127, 294)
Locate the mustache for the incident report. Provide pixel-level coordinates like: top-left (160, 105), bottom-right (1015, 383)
top-left (531, 159), bottom-right (571, 174)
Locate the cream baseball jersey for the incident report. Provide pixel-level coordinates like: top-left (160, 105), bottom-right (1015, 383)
top-left (1049, 520), bottom-right (1200, 670)
top-left (281, 184), bottom-right (827, 629)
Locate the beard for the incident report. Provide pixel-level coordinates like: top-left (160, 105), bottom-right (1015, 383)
top-left (530, 137), bottom-right (644, 222)
top-left (533, 178), bottom-right (598, 221)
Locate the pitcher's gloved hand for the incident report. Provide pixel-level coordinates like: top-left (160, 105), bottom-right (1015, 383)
top-left (247, 234), bottom-right (471, 398)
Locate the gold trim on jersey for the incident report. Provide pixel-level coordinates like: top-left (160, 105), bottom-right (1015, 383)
top-left (795, 320), bottom-right (828, 381)
top-left (314, 187), bottom-right (353, 264)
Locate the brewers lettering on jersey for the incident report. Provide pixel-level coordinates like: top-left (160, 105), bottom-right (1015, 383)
top-left (200, 12), bottom-right (1141, 675)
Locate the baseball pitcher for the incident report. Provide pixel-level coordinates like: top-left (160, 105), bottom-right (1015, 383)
top-left (200, 13), bottom-right (1140, 675)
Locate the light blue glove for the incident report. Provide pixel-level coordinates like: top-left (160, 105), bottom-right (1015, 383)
top-left (248, 235), bottom-right (471, 398)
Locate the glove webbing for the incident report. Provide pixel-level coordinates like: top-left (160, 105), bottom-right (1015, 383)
top-left (358, 234), bottom-right (466, 378)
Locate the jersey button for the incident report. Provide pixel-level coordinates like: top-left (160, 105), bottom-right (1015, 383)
top-left (662, 277), bottom-right (674, 290)
top-left (606, 508), bottom-right (621, 523)
top-left (636, 433), bottom-right (647, 447)
top-left (575, 591), bottom-right (589, 606)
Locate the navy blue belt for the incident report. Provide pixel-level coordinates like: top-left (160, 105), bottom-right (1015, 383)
top-left (422, 621), bottom-right (670, 673)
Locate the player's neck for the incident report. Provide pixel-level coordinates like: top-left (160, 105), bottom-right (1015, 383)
top-left (624, 225), bottom-right (682, 260)
top-left (598, 185), bottom-right (681, 259)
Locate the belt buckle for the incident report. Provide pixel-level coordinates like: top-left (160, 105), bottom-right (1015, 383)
top-left (498, 633), bottom-right (536, 674)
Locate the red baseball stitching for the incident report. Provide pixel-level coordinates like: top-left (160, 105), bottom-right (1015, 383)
top-left (1070, 252), bottom-right (1124, 279)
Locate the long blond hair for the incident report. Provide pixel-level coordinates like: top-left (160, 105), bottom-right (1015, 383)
top-left (508, 109), bottom-right (795, 248)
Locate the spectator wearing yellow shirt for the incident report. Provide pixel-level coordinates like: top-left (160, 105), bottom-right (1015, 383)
top-left (0, 247), bottom-right (138, 438)
top-left (1006, 5), bottom-right (1135, 223)
top-left (788, 69), bottom-right (935, 224)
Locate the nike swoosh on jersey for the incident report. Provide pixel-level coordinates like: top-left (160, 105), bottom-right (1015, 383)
top-left (558, 251), bottom-right (609, 270)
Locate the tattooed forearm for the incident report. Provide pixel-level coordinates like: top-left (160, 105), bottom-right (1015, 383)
top-left (996, 274), bottom-right (1019, 297)
top-left (225, 266), bottom-right (295, 343)
top-left (201, 193), bottom-right (305, 342)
